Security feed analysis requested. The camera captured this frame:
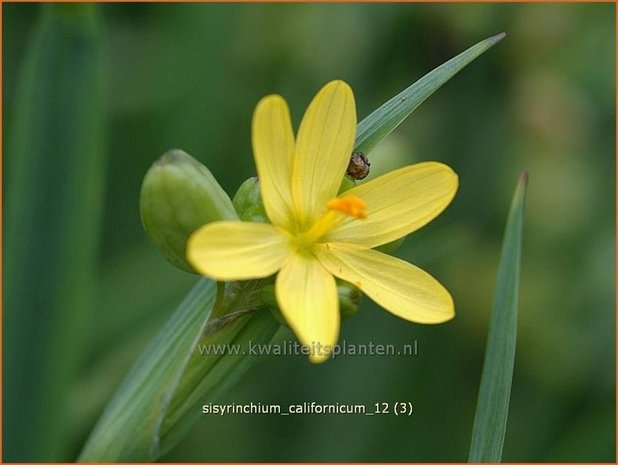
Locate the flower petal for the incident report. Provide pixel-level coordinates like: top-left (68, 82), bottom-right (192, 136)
top-left (187, 221), bottom-right (292, 280)
top-left (323, 162), bottom-right (458, 248)
top-left (276, 252), bottom-right (339, 363)
top-left (316, 243), bottom-right (454, 324)
top-left (292, 80), bottom-right (357, 230)
top-left (252, 95), bottom-right (295, 229)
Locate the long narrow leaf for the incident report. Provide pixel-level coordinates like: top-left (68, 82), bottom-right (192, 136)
top-left (4, 5), bottom-right (104, 461)
top-left (354, 32), bottom-right (505, 154)
top-left (468, 172), bottom-right (528, 462)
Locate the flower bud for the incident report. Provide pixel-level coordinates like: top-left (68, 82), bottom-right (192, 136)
top-left (140, 149), bottom-right (238, 273)
top-left (337, 281), bottom-right (362, 320)
top-left (232, 177), bottom-right (269, 222)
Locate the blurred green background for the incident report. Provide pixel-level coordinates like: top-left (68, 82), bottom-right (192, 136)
top-left (3, 3), bottom-right (615, 462)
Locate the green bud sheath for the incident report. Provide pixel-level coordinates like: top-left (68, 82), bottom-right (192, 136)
top-left (337, 280), bottom-right (363, 320)
top-left (140, 149), bottom-right (238, 273)
top-left (338, 176), bottom-right (357, 194)
top-left (232, 176), bottom-right (269, 222)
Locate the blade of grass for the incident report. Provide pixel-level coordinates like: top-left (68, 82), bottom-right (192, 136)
top-left (468, 172), bottom-right (528, 463)
top-left (354, 32), bottom-right (505, 155)
top-left (4, 5), bottom-right (104, 461)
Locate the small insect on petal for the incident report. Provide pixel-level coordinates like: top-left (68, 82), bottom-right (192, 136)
top-left (346, 151), bottom-right (371, 180)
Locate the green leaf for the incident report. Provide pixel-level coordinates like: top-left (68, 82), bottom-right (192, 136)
top-left (354, 33), bottom-right (505, 155)
top-left (4, 5), bottom-right (105, 461)
top-left (78, 279), bottom-right (280, 462)
top-left (468, 172), bottom-right (528, 463)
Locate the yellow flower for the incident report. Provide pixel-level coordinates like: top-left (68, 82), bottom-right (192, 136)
top-left (188, 80), bottom-right (458, 363)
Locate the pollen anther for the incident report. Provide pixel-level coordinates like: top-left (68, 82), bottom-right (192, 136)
top-left (327, 195), bottom-right (368, 219)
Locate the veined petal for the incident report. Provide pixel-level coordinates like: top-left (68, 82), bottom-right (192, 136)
top-left (187, 221), bottom-right (292, 280)
top-left (292, 81), bottom-right (357, 230)
top-left (276, 252), bottom-right (339, 363)
top-left (252, 95), bottom-right (295, 229)
top-left (316, 243), bottom-right (454, 324)
top-left (323, 162), bottom-right (458, 248)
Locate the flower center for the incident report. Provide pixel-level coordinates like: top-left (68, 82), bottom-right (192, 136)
top-left (297, 195), bottom-right (367, 247)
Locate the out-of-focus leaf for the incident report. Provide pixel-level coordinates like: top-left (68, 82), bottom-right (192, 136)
top-left (92, 244), bottom-right (194, 352)
top-left (354, 33), bottom-right (505, 155)
top-left (468, 172), bottom-right (528, 463)
top-left (4, 4), bottom-right (104, 461)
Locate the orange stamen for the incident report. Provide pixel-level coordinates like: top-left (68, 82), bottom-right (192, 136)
top-left (326, 195), bottom-right (367, 219)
